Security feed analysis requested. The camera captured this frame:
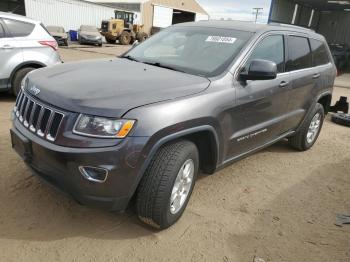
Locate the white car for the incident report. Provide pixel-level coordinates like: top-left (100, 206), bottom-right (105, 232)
top-left (0, 12), bottom-right (62, 96)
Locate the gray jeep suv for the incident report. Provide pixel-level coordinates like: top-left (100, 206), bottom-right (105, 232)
top-left (11, 21), bottom-right (336, 229)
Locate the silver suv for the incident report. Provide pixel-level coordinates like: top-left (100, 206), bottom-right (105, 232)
top-left (0, 12), bottom-right (61, 96)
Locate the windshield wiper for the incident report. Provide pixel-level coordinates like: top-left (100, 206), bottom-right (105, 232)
top-left (122, 55), bottom-right (140, 62)
top-left (143, 62), bottom-right (186, 73)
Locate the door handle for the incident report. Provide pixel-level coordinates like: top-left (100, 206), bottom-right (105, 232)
top-left (279, 81), bottom-right (289, 88)
top-left (313, 73), bottom-right (321, 79)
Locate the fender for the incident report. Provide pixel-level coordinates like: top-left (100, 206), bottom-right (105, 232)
top-left (129, 125), bottom-right (220, 197)
top-left (8, 61), bottom-right (46, 89)
top-left (295, 90), bottom-right (333, 133)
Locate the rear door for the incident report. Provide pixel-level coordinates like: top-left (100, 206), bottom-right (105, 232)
top-left (0, 18), bottom-right (23, 90)
top-left (283, 35), bottom-right (317, 131)
top-left (227, 33), bottom-right (292, 159)
top-left (309, 39), bottom-right (335, 94)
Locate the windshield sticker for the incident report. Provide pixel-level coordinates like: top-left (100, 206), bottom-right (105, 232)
top-left (206, 36), bottom-right (237, 44)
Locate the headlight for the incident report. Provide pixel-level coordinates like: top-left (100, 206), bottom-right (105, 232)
top-left (73, 114), bottom-right (136, 138)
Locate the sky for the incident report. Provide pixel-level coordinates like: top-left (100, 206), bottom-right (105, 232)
top-left (197, 0), bottom-right (272, 23)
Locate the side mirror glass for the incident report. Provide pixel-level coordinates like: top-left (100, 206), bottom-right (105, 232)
top-left (240, 59), bottom-right (277, 81)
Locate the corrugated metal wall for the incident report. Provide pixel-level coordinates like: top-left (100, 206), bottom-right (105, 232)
top-left (270, 0), bottom-right (350, 44)
top-left (142, 0), bottom-right (208, 35)
top-left (24, 0), bottom-right (115, 31)
top-left (317, 11), bottom-right (350, 44)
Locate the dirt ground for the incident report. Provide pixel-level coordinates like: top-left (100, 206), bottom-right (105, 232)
top-left (0, 46), bottom-right (349, 262)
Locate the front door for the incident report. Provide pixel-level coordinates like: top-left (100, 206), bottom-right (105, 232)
top-left (225, 34), bottom-right (292, 160)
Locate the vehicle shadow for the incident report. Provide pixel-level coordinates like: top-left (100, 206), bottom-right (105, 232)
top-left (0, 136), bottom-right (301, 242)
top-left (0, 93), bottom-right (16, 102)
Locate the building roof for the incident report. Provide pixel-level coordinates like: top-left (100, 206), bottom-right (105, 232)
top-left (88, 0), bottom-right (208, 15)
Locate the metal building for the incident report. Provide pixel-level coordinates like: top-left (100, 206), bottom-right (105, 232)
top-left (269, 0), bottom-right (350, 45)
top-left (1, 0), bottom-right (116, 31)
top-left (89, 0), bottom-right (209, 34)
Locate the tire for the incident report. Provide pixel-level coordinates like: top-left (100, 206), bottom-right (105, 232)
top-left (136, 32), bottom-right (148, 42)
top-left (331, 113), bottom-right (350, 127)
top-left (136, 140), bottom-right (199, 229)
top-left (11, 67), bottom-right (36, 96)
top-left (289, 103), bottom-right (325, 151)
top-left (64, 39), bottom-right (69, 46)
top-left (119, 31), bottom-right (131, 45)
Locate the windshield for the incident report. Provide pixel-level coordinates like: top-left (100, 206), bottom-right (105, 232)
top-left (125, 26), bottom-right (253, 77)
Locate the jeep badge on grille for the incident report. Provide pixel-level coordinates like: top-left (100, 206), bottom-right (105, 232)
top-left (29, 86), bottom-right (40, 96)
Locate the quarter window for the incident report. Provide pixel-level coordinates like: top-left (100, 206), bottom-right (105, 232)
top-left (286, 36), bottom-right (312, 71)
top-left (3, 19), bottom-right (35, 37)
top-left (310, 39), bottom-right (330, 66)
top-left (244, 35), bottom-right (285, 73)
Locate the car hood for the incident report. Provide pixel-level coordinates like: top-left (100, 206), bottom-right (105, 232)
top-left (26, 58), bottom-right (210, 117)
top-left (51, 32), bottom-right (68, 38)
top-left (79, 31), bottom-right (101, 38)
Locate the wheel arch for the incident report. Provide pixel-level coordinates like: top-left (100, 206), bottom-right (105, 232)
top-left (9, 61), bottom-right (46, 88)
top-left (317, 93), bottom-right (332, 114)
top-left (130, 126), bottom-right (220, 200)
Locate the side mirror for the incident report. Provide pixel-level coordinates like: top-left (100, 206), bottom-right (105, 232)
top-left (240, 59), bottom-right (277, 81)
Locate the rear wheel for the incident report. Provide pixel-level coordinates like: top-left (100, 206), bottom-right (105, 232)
top-left (119, 31), bottom-right (131, 45)
top-left (11, 67), bottom-right (36, 96)
top-left (136, 140), bottom-right (199, 229)
top-left (289, 103), bottom-right (325, 151)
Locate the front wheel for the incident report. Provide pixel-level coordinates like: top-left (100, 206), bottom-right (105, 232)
top-left (119, 31), bottom-right (131, 45)
top-left (289, 103), bottom-right (325, 151)
top-left (11, 67), bottom-right (36, 96)
top-left (136, 140), bottom-right (199, 229)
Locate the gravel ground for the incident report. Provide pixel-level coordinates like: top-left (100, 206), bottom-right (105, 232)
top-left (0, 46), bottom-right (349, 262)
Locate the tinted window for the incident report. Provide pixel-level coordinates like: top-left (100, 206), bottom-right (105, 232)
top-left (310, 39), bottom-right (330, 66)
top-left (0, 24), bottom-right (4, 38)
top-left (3, 19), bottom-right (35, 37)
top-left (244, 35), bottom-right (285, 73)
top-left (286, 36), bottom-right (312, 71)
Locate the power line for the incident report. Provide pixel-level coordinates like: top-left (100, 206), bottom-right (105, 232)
top-left (252, 7), bottom-right (264, 23)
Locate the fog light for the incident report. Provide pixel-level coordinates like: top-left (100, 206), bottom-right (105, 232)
top-left (79, 166), bottom-right (108, 183)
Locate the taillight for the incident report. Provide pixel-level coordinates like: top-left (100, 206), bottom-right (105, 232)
top-left (38, 40), bottom-right (58, 51)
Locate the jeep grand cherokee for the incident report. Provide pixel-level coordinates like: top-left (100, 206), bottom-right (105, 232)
top-left (11, 21), bottom-right (336, 229)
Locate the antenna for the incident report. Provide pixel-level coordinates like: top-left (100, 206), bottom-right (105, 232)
top-left (252, 7), bottom-right (263, 23)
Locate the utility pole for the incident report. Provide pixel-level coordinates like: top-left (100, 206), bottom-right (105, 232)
top-left (252, 7), bottom-right (263, 23)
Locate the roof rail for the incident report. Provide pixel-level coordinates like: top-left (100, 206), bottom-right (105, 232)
top-left (268, 22), bottom-right (315, 32)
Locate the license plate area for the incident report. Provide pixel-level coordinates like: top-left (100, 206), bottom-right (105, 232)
top-left (10, 129), bottom-right (32, 163)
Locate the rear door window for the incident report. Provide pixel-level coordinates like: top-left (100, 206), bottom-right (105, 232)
top-left (3, 18), bottom-right (35, 37)
top-left (244, 35), bottom-right (285, 73)
top-left (286, 36), bottom-right (312, 71)
top-left (309, 39), bottom-right (330, 66)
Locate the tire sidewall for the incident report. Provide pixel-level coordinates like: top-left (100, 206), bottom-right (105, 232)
top-left (303, 103), bottom-right (325, 149)
top-left (12, 67), bottom-right (35, 96)
top-left (162, 145), bottom-right (199, 228)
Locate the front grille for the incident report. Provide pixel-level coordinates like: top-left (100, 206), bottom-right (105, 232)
top-left (14, 90), bottom-right (65, 142)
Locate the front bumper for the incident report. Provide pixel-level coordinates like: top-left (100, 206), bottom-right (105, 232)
top-left (80, 37), bottom-right (102, 45)
top-left (11, 122), bottom-right (149, 212)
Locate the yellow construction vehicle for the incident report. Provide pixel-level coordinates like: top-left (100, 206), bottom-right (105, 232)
top-left (100, 10), bottom-right (148, 45)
